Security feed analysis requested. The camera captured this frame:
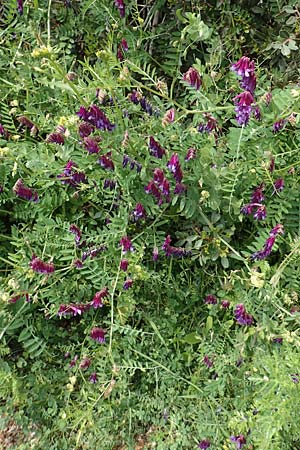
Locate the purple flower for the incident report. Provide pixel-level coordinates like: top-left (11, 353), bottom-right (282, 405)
top-left (98, 152), bottom-right (114, 170)
top-left (240, 203), bottom-right (254, 216)
top-left (46, 132), bottom-right (65, 145)
top-left (251, 183), bottom-right (265, 203)
top-left (231, 55), bottom-right (256, 94)
top-left (185, 147), bottom-right (197, 161)
top-left (162, 235), bottom-right (191, 258)
top-left (291, 374), bottom-right (299, 384)
top-left (152, 247), bottom-right (159, 261)
top-left (145, 180), bottom-right (163, 205)
top-left (73, 258), bottom-right (83, 269)
top-left (273, 178), bottom-right (284, 194)
top-left (203, 356), bottom-right (213, 368)
top-left (272, 337), bottom-right (283, 344)
top-left (273, 119), bottom-right (286, 133)
top-left (76, 104), bottom-right (115, 131)
top-left (58, 303), bottom-right (90, 317)
top-left (79, 358), bottom-right (91, 370)
top-left (13, 179), bottom-right (39, 202)
top-left (89, 372), bottom-right (98, 383)
top-left (162, 108), bottom-right (175, 126)
top-left (233, 91), bottom-right (254, 126)
top-left (264, 92), bottom-right (272, 106)
top-left (132, 203), bottom-right (146, 221)
top-left (123, 278), bottom-right (133, 290)
top-left (30, 255), bottom-right (55, 274)
top-left (81, 245), bottom-right (107, 261)
top-left (231, 56), bottom-right (255, 78)
top-left (17, 115), bottom-right (35, 130)
top-left (120, 258), bottom-right (129, 271)
top-left (149, 136), bottom-right (166, 159)
top-left (84, 137), bottom-right (101, 154)
top-left (251, 224), bottom-right (283, 260)
top-left (90, 327), bottom-right (106, 343)
top-left (121, 38), bottom-right (128, 52)
top-left (69, 224), bottom-right (81, 243)
top-left (140, 97), bottom-right (153, 115)
top-left (234, 304), bottom-right (253, 326)
top-left (270, 224), bottom-right (284, 237)
top-left (103, 179), bottom-right (116, 190)
top-left (198, 439), bottom-right (211, 449)
top-left (128, 90), bottom-right (142, 104)
top-left (183, 67), bottom-right (202, 90)
top-left (120, 236), bottom-right (134, 253)
top-left (0, 123), bottom-right (9, 139)
top-left (167, 153), bottom-right (183, 183)
top-left (91, 288), bottom-right (109, 309)
top-left (269, 157), bottom-right (275, 173)
top-left (114, 0), bottom-right (125, 18)
top-left (78, 122), bottom-right (94, 138)
top-left (253, 105), bottom-right (261, 120)
top-left (69, 355), bottom-right (78, 367)
top-left (17, 0), bottom-right (23, 14)
top-left (57, 160), bottom-right (87, 187)
top-left (221, 300), bottom-right (230, 309)
top-left (230, 434), bottom-right (247, 449)
top-left (122, 154), bottom-right (142, 173)
top-left (198, 113), bottom-right (221, 135)
top-left (253, 205), bottom-right (267, 220)
top-left (174, 183), bottom-right (187, 195)
top-left (204, 294), bottom-right (217, 305)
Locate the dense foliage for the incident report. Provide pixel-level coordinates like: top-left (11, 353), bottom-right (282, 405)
top-left (0, 1), bottom-right (300, 449)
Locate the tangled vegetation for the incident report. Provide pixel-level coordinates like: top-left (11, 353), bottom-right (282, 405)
top-left (0, 1), bottom-right (300, 449)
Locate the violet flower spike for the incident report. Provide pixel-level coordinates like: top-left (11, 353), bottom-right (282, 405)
top-left (203, 355), bottom-right (213, 368)
top-left (13, 179), bottom-right (39, 202)
top-left (89, 372), bottom-right (98, 383)
top-left (30, 255), bottom-right (55, 274)
top-left (272, 178), bottom-right (284, 195)
top-left (123, 278), bottom-right (133, 290)
top-left (114, 0), bottom-right (125, 18)
top-left (84, 137), bottom-right (101, 154)
top-left (233, 91), bottom-right (254, 126)
top-left (198, 439), bottom-right (211, 449)
top-left (46, 132), bottom-right (65, 145)
top-left (204, 294), bottom-right (217, 305)
top-left (69, 224), bottom-right (81, 243)
top-left (234, 304), bottom-right (253, 326)
top-left (90, 327), bottom-right (106, 343)
top-left (120, 236), bottom-right (134, 253)
top-left (149, 136), bottom-right (166, 159)
top-left (230, 434), bottom-right (247, 449)
top-left (185, 147), bottom-right (197, 161)
top-left (183, 67), bottom-right (202, 90)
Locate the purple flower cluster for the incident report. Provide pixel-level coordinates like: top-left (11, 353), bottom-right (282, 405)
top-left (98, 152), bottom-right (114, 170)
top-left (17, 115), bottom-right (37, 133)
top-left (198, 439), bottom-right (211, 449)
top-left (162, 108), bottom-right (175, 127)
top-left (233, 91), bottom-right (254, 126)
top-left (17, 0), bottom-right (23, 14)
top-left (230, 434), bottom-right (247, 449)
top-left (69, 224), bottom-right (82, 244)
top-left (58, 303), bottom-right (90, 316)
top-left (273, 118), bottom-right (286, 133)
top-left (272, 178), bottom-right (284, 195)
top-left (203, 355), bottom-right (213, 368)
top-left (123, 154), bottom-right (142, 173)
top-left (241, 183), bottom-right (266, 221)
top-left (231, 56), bottom-right (258, 125)
top-left (231, 56), bottom-right (256, 94)
top-left (114, 0), bottom-right (125, 18)
top-left (183, 67), bottom-right (202, 90)
top-left (120, 258), bottom-right (129, 271)
top-left (198, 113), bottom-right (221, 136)
top-left (83, 136), bottom-right (101, 154)
top-left (103, 179), bottom-right (117, 190)
top-left (13, 179), bottom-right (39, 202)
top-left (117, 38), bottom-right (128, 61)
top-left (204, 294), bottom-right (217, 305)
top-left (90, 327), bottom-right (106, 343)
top-left (81, 245), bottom-right (107, 262)
top-left (91, 287), bottom-right (109, 308)
top-left (46, 130), bottom-right (65, 145)
top-left (167, 153), bottom-right (187, 194)
top-left (185, 147), bottom-right (197, 161)
top-left (0, 123), bottom-right (9, 139)
top-left (234, 304), bottom-right (253, 326)
top-left (30, 255), bottom-right (55, 274)
top-left (78, 122), bottom-right (94, 138)
top-left (145, 168), bottom-right (170, 205)
top-left (120, 236), bottom-right (135, 253)
top-left (162, 235), bottom-right (191, 258)
top-left (132, 203), bottom-right (146, 221)
top-left (251, 224), bottom-right (284, 261)
top-left (77, 104), bottom-right (115, 131)
top-left (57, 160), bottom-right (87, 187)
top-left (128, 90), bottom-right (153, 115)
top-left (149, 136), bottom-right (166, 159)
top-left (123, 278), bottom-right (133, 290)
